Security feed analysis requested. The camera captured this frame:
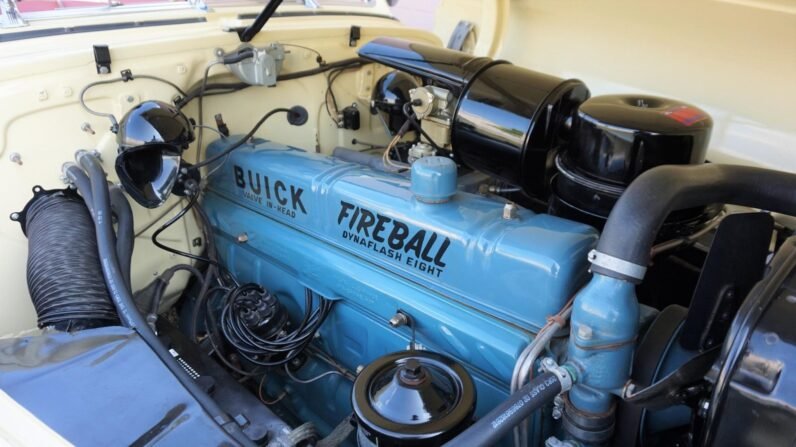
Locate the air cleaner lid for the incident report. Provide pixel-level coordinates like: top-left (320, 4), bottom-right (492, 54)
top-left (353, 351), bottom-right (475, 446)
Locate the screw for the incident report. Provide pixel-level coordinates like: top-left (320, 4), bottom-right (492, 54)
top-left (80, 122), bottom-right (96, 135)
top-left (541, 357), bottom-right (557, 371)
top-left (551, 407), bottom-right (563, 420)
top-left (9, 152), bottom-right (22, 166)
top-left (503, 202), bottom-right (518, 220)
top-left (577, 324), bottom-right (593, 340)
top-left (388, 311), bottom-right (409, 328)
top-left (38, 89), bottom-right (48, 101)
top-left (236, 233), bottom-right (249, 243)
top-left (698, 398), bottom-right (710, 417)
top-left (786, 295), bottom-right (796, 304)
top-left (10, 212), bottom-right (20, 221)
top-left (355, 365), bottom-right (364, 374)
top-left (99, 66), bottom-right (110, 75)
top-left (126, 95), bottom-right (135, 103)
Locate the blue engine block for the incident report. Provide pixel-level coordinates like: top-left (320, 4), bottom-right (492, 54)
top-left (202, 138), bottom-right (597, 439)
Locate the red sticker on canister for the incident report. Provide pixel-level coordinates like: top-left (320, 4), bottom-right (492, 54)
top-left (663, 105), bottom-right (709, 126)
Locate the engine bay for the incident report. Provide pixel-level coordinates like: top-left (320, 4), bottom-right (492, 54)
top-left (2, 7), bottom-right (796, 447)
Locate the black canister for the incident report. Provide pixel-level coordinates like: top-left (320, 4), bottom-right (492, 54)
top-left (352, 351), bottom-right (475, 447)
top-left (550, 94), bottom-right (717, 235)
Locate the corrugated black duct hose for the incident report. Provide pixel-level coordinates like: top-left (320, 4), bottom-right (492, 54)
top-left (23, 189), bottom-right (118, 330)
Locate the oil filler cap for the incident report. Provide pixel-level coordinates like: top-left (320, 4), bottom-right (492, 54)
top-left (352, 351), bottom-right (475, 447)
top-left (410, 156), bottom-right (457, 204)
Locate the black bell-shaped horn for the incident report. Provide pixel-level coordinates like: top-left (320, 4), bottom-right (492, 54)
top-left (115, 101), bottom-right (194, 208)
top-left (115, 144), bottom-right (182, 208)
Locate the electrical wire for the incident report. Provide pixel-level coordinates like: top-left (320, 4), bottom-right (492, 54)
top-left (151, 192), bottom-right (212, 264)
top-left (195, 61), bottom-right (224, 165)
top-left (382, 119), bottom-right (412, 170)
top-left (176, 57), bottom-right (369, 110)
top-left (220, 286), bottom-right (333, 367)
top-left (150, 190), bottom-right (237, 285)
top-left (284, 364), bottom-right (345, 384)
top-left (401, 102), bottom-right (443, 152)
top-left (134, 199), bottom-right (184, 237)
top-left (79, 74), bottom-right (188, 129)
top-left (192, 107), bottom-right (291, 169)
top-left (280, 43), bottom-right (325, 65)
top-left (258, 374), bottom-right (287, 405)
top-left (324, 65), bottom-right (357, 125)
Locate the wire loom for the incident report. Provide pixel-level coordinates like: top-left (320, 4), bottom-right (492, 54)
top-left (220, 284), bottom-right (333, 367)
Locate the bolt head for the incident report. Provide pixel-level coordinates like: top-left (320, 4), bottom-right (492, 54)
top-left (577, 324), bottom-right (593, 340)
top-left (503, 202), bottom-right (518, 220)
top-left (236, 233), bottom-right (249, 243)
top-left (698, 398), bottom-right (710, 417)
top-left (388, 312), bottom-right (408, 328)
top-left (405, 358), bottom-right (422, 375)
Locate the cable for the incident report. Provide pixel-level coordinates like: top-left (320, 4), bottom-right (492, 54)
top-left (281, 43), bottom-right (325, 65)
top-left (195, 61), bottom-right (224, 165)
top-left (176, 57), bottom-right (368, 109)
top-left (258, 374), bottom-right (287, 405)
top-left (382, 119), bottom-right (412, 171)
top-left (79, 74), bottom-right (188, 129)
top-left (220, 286), bottom-right (333, 367)
top-left (192, 107), bottom-right (291, 169)
top-left (148, 263), bottom-right (205, 318)
top-left (324, 65), bottom-right (354, 125)
top-left (151, 192), bottom-right (212, 264)
top-left (134, 199), bottom-right (184, 237)
top-left (402, 102), bottom-right (443, 152)
top-left (284, 364), bottom-right (345, 384)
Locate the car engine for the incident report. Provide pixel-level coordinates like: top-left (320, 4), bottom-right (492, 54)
top-left (2, 28), bottom-right (796, 447)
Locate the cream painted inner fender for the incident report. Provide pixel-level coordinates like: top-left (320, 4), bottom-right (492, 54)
top-left (0, 10), bottom-right (439, 335)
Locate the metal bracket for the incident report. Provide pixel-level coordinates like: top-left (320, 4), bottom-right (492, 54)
top-left (349, 25), bottom-right (361, 47)
top-left (588, 249), bottom-right (647, 281)
top-left (220, 43), bottom-right (285, 86)
top-left (93, 45), bottom-right (112, 75)
top-left (0, 0), bottom-right (27, 28)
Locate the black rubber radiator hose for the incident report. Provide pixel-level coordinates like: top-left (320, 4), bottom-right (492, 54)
top-left (443, 372), bottom-right (562, 447)
top-left (24, 190), bottom-right (118, 330)
top-left (64, 165), bottom-right (134, 290)
top-left (72, 152), bottom-right (254, 446)
top-left (593, 164), bottom-right (796, 281)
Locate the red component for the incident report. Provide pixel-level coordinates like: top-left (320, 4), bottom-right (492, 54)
top-left (664, 105), bottom-right (709, 126)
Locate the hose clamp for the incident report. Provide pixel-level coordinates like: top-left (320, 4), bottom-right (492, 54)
top-left (541, 358), bottom-right (575, 392)
top-left (588, 250), bottom-right (647, 281)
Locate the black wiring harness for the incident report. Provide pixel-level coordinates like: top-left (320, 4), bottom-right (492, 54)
top-left (219, 285), bottom-right (333, 367)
